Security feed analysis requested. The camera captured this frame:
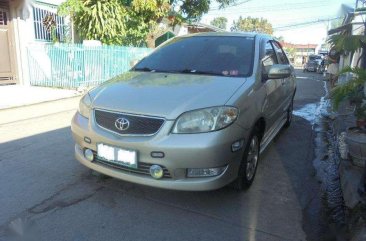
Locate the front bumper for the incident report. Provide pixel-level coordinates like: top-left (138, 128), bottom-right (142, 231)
top-left (71, 112), bottom-right (248, 191)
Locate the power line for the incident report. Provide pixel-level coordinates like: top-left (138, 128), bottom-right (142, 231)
top-left (273, 17), bottom-right (341, 30)
top-left (208, 5), bottom-right (330, 15)
top-left (210, 0), bottom-right (253, 11)
top-left (208, 0), bottom-right (331, 13)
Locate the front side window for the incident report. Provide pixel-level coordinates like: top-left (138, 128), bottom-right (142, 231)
top-left (133, 36), bottom-right (255, 77)
top-left (262, 41), bottom-right (278, 74)
top-left (272, 41), bottom-right (289, 64)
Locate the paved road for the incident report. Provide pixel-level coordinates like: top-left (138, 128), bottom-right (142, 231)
top-left (0, 70), bottom-right (326, 241)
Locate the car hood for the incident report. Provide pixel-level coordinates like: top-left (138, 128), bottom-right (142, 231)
top-left (90, 71), bottom-right (246, 119)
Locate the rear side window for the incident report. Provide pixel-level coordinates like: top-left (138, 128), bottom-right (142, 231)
top-left (134, 36), bottom-right (255, 77)
top-left (272, 41), bottom-right (289, 64)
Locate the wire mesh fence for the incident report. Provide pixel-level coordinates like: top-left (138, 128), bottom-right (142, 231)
top-left (27, 43), bottom-right (152, 88)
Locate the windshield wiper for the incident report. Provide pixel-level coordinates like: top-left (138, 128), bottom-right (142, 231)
top-left (134, 68), bottom-right (223, 76)
top-left (176, 69), bottom-right (223, 76)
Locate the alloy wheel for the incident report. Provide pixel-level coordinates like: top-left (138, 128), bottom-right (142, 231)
top-left (246, 136), bottom-right (259, 181)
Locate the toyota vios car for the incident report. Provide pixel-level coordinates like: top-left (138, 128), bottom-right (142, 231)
top-left (71, 32), bottom-right (296, 191)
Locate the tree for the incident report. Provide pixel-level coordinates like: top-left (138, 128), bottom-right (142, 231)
top-left (124, 0), bottom-right (170, 46)
top-left (275, 36), bottom-right (284, 42)
top-left (58, 0), bottom-right (128, 45)
top-left (284, 47), bottom-right (296, 58)
top-left (231, 16), bottom-right (273, 35)
top-left (59, 0), bottom-right (170, 46)
top-left (176, 0), bottom-right (235, 22)
top-left (210, 17), bottom-right (228, 30)
top-left (58, 0), bottom-right (237, 46)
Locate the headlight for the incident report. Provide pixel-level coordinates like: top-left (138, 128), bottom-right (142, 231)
top-left (172, 106), bottom-right (238, 134)
top-left (78, 93), bottom-right (92, 118)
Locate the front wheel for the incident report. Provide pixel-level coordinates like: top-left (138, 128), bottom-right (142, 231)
top-left (232, 131), bottom-right (260, 190)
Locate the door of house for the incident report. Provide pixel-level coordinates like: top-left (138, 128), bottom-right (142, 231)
top-left (0, 0), bottom-right (17, 84)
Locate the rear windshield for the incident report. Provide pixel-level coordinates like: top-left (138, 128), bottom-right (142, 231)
top-left (133, 36), bottom-right (255, 77)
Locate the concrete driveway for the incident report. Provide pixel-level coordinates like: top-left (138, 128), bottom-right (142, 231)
top-left (0, 70), bottom-right (327, 241)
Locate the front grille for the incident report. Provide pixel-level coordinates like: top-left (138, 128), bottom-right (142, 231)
top-left (94, 157), bottom-right (171, 178)
top-left (94, 109), bottom-right (165, 136)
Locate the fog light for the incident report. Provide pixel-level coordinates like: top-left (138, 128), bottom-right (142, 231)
top-left (187, 166), bottom-right (227, 178)
top-left (150, 165), bottom-right (164, 179)
top-left (84, 149), bottom-right (94, 161)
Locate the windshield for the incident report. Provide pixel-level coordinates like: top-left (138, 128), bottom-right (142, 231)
top-left (133, 36), bottom-right (255, 77)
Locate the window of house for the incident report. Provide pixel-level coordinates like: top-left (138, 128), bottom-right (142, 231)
top-left (33, 6), bottom-right (66, 42)
top-left (0, 9), bottom-right (7, 25)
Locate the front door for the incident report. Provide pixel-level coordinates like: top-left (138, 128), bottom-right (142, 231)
top-left (0, 1), bottom-right (17, 84)
top-left (272, 41), bottom-right (294, 111)
top-left (262, 41), bottom-right (284, 133)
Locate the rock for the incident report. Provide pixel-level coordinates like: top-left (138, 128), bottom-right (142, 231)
top-left (351, 226), bottom-right (366, 241)
top-left (338, 132), bottom-right (348, 159)
top-left (339, 160), bottom-right (364, 208)
top-left (321, 111), bottom-right (337, 120)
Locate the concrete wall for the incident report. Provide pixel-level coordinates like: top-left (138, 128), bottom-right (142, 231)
top-left (10, 0), bottom-right (66, 85)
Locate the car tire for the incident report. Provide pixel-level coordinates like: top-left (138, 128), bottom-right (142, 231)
top-left (284, 96), bottom-right (294, 128)
top-left (232, 129), bottom-right (260, 191)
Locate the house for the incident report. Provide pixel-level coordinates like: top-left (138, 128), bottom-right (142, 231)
top-left (280, 42), bottom-right (318, 65)
top-left (327, 4), bottom-right (364, 71)
top-left (0, 0), bottom-right (68, 85)
top-left (186, 22), bottom-right (225, 34)
top-left (154, 22), bottom-right (223, 47)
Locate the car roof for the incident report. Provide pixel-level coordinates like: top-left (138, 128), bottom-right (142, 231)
top-left (183, 32), bottom-right (272, 39)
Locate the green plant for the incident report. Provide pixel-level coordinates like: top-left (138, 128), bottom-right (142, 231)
top-left (331, 67), bottom-right (366, 119)
top-left (328, 35), bottom-right (366, 54)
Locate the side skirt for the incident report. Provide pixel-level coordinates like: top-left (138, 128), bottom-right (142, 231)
top-left (259, 117), bottom-right (287, 154)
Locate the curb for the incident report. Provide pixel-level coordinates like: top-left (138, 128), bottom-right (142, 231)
top-left (0, 93), bottom-right (83, 111)
top-left (0, 96), bottom-right (81, 125)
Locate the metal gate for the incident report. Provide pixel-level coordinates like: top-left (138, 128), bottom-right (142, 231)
top-left (0, 0), bottom-right (17, 84)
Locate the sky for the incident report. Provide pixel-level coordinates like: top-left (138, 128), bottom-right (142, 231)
top-left (201, 0), bottom-right (355, 45)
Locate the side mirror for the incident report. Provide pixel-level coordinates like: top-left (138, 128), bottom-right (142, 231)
top-left (268, 64), bottom-right (291, 79)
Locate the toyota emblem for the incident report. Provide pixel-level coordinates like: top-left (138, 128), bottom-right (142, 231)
top-left (115, 117), bottom-right (130, 131)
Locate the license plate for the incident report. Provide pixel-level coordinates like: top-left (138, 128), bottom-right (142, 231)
top-left (97, 143), bottom-right (137, 168)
